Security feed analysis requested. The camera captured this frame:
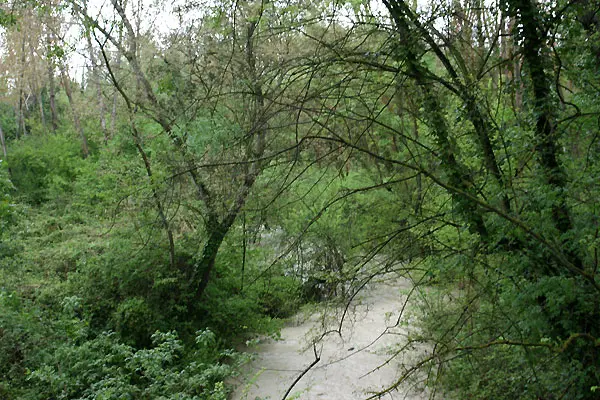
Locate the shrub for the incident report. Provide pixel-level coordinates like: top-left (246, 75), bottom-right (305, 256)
top-left (8, 134), bottom-right (83, 204)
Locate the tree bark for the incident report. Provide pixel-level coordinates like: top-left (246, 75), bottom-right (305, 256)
top-left (194, 220), bottom-right (228, 300)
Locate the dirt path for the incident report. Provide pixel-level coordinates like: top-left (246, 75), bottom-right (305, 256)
top-left (231, 277), bottom-right (429, 400)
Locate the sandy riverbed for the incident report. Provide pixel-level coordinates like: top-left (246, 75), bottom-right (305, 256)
top-left (230, 276), bottom-right (430, 400)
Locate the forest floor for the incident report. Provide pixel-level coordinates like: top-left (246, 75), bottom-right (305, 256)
top-left (230, 275), bottom-right (431, 400)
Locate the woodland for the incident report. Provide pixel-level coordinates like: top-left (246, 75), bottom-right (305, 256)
top-left (0, 0), bottom-right (599, 398)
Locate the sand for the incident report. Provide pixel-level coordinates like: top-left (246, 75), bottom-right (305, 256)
top-left (230, 277), bottom-right (430, 400)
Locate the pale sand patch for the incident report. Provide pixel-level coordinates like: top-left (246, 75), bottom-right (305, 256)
top-left (231, 277), bottom-right (430, 400)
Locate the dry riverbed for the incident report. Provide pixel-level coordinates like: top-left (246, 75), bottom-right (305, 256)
top-left (231, 276), bottom-right (430, 400)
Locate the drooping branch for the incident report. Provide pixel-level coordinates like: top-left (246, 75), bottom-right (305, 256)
top-left (388, 0), bottom-right (511, 213)
top-left (299, 132), bottom-right (600, 293)
top-left (281, 343), bottom-right (321, 400)
top-left (383, 0), bottom-right (489, 239)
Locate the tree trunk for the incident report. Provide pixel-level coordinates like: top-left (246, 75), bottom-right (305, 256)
top-left (509, 0), bottom-right (573, 237)
top-left (194, 18), bottom-right (267, 300)
top-left (60, 64), bottom-right (89, 158)
top-left (37, 91), bottom-right (46, 129)
top-left (80, 1), bottom-right (267, 301)
top-left (390, 0), bottom-right (511, 213)
top-left (47, 31), bottom-right (58, 134)
top-left (194, 221), bottom-right (228, 300)
top-left (17, 35), bottom-right (27, 138)
top-left (0, 123), bottom-right (7, 161)
top-left (13, 108), bottom-right (19, 137)
top-left (29, 41), bottom-right (46, 129)
top-left (83, 5), bottom-right (107, 142)
top-left (384, 0), bottom-right (489, 239)
top-left (17, 95), bottom-right (26, 137)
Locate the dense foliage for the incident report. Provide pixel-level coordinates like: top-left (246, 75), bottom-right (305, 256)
top-left (1, 0), bottom-right (599, 399)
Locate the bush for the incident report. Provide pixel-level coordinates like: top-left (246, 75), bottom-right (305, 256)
top-left (28, 330), bottom-right (234, 400)
top-left (8, 134), bottom-right (84, 204)
top-left (414, 254), bottom-right (600, 400)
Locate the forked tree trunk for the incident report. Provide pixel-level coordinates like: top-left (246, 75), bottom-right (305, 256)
top-left (194, 17), bottom-right (267, 300)
top-left (384, 0), bottom-right (489, 239)
top-left (78, 0), bottom-right (267, 302)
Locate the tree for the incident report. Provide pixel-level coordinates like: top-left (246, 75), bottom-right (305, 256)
top-left (289, 0), bottom-right (600, 397)
top-left (59, 62), bottom-right (89, 158)
top-left (71, 0), bottom-right (306, 302)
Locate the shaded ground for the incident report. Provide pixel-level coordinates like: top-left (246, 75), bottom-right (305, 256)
top-left (231, 276), bottom-right (430, 400)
